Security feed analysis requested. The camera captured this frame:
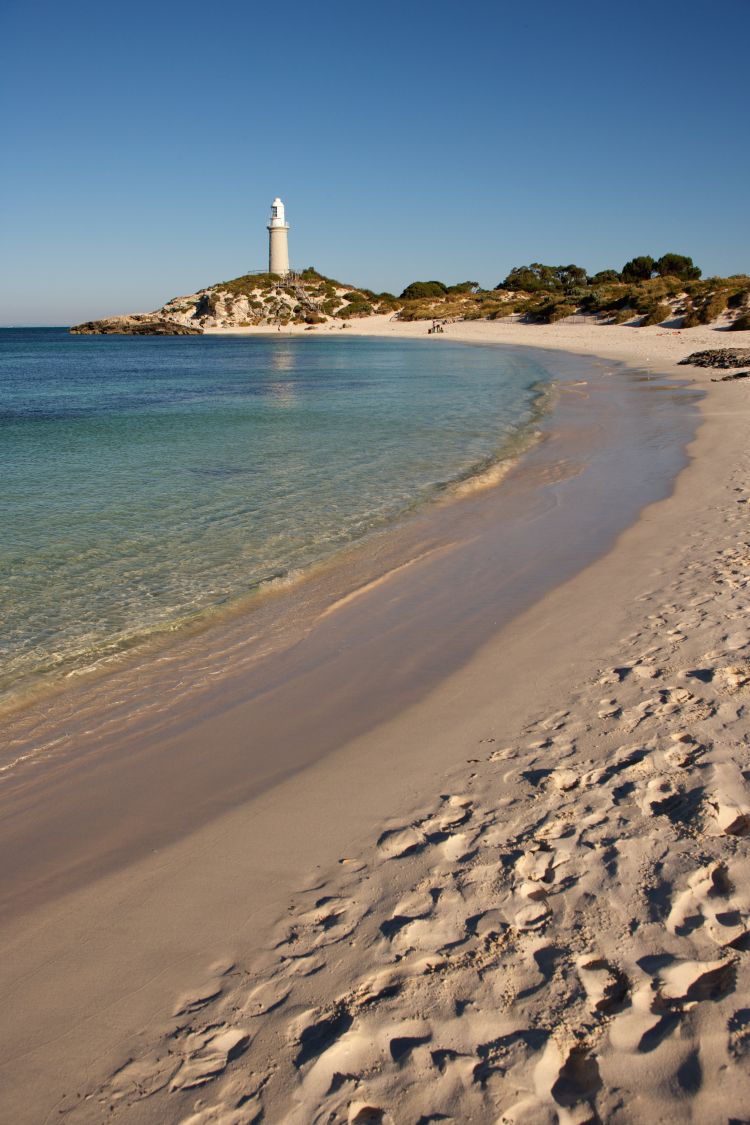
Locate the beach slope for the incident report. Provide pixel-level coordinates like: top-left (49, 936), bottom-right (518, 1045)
top-left (1, 320), bottom-right (749, 1123)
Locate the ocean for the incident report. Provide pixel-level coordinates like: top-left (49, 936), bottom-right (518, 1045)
top-left (0, 328), bottom-right (553, 709)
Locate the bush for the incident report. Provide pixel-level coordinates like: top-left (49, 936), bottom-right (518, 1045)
top-left (488, 303), bottom-right (518, 319)
top-left (400, 280), bottom-right (448, 300)
top-left (727, 288), bottom-right (750, 309)
top-left (547, 302), bottom-right (576, 322)
top-left (640, 303), bottom-right (670, 326)
top-left (655, 253), bottom-right (701, 281)
top-left (681, 304), bottom-right (701, 328)
top-left (525, 299), bottom-right (575, 323)
top-left (580, 285), bottom-right (629, 314)
top-left (496, 263), bottom-right (588, 293)
top-left (729, 312), bottom-right (750, 331)
top-left (338, 301), bottom-right (373, 319)
top-left (446, 280), bottom-right (479, 294)
top-left (590, 270), bottom-right (621, 285)
top-left (610, 307), bottom-right (634, 324)
top-left (375, 295), bottom-right (401, 312)
top-left (698, 292), bottom-right (728, 324)
top-left (621, 256), bottom-right (655, 283)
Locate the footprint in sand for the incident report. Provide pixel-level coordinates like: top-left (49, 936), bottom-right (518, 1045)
top-left (575, 955), bottom-right (630, 1014)
top-left (172, 959), bottom-right (234, 1016)
top-left (376, 824), bottom-right (426, 859)
top-left (170, 1026), bottom-right (251, 1091)
top-left (728, 1009), bottom-right (750, 1060)
top-left (668, 858), bottom-right (750, 948)
top-left (242, 977), bottom-right (292, 1016)
top-left (707, 760), bottom-right (750, 836)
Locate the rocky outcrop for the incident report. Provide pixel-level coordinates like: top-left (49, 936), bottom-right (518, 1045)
top-left (679, 348), bottom-right (750, 369)
top-left (69, 271), bottom-right (396, 335)
top-left (70, 316), bottom-right (202, 336)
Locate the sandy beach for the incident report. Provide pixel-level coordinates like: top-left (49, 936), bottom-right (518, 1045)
top-left (1, 317), bottom-right (750, 1124)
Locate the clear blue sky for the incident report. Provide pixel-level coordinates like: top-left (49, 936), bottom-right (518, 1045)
top-left (2, 0), bottom-right (748, 324)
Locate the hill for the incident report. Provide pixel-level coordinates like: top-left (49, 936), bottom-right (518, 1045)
top-left (69, 257), bottom-right (750, 335)
top-left (70, 270), bottom-right (399, 334)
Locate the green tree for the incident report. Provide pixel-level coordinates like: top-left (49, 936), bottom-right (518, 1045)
top-left (556, 265), bottom-right (589, 291)
top-left (655, 253), bottom-right (701, 280)
top-left (621, 256), bottom-right (656, 283)
top-left (496, 264), bottom-right (561, 292)
top-left (496, 263), bottom-right (588, 293)
top-left (590, 269), bottom-right (621, 285)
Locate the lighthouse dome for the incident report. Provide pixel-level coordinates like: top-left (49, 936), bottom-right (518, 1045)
top-left (269, 197), bottom-right (286, 225)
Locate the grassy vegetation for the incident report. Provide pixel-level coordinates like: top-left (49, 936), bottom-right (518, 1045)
top-left (640, 302), bottom-right (670, 326)
top-left (185, 262), bottom-right (750, 330)
top-left (393, 264), bottom-right (750, 329)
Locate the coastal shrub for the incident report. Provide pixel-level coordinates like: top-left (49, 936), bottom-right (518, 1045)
top-left (698, 292), bottom-right (729, 324)
top-left (610, 307), bottom-right (634, 324)
top-left (632, 285), bottom-right (670, 313)
top-left (639, 302), bottom-right (670, 326)
top-left (681, 304), bottom-right (701, 328)
top-left (496, 265), bottom-right (557, 292)
top-left (375, 295), bottom-right (401, 313)
top-left (729, 312), bottom-right (750, 331)
top-left (400, 280), bottom-right (448, 300)
top-left (546, 302), bottom-right (575, 322)
top-left (496, 263), bottom-right (588, 293)
top-left (338, 300), bottom-right (373, 319)
top-left (446, 280), bottom-right (480, 294)
top-left (580, 286), bottom-right (618, 314)
top-left (655, 253), bottom-right (701, 281)
top-left (684, 279), bottom-right (713, 301)
top-left (621, 256), bottom-right (655, 283)
top-left (590, 269), bottom-right (621, 285)
top-left (299, 267), bottom-right (326, 282)
top-left (565, 286), bottom-right (589, 305)
top-left (219, 273), bottom-right (278, 295)
top-left (728, 288), bottom-right (750, 309)
top-left (525, 299), bottom-right (575, 323)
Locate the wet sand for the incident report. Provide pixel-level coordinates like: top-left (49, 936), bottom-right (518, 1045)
top-left (0, 322), bottom-right (747, 1123)
top-left (0, 351), bottom-right (695, 919)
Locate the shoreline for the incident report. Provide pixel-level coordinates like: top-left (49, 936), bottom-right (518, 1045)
top-left (1, 320), bottom-right (748, 1122)
top-left (0, 349), bottom-right (695, 917)
top-left (0, 339), bottom-right (553, 728)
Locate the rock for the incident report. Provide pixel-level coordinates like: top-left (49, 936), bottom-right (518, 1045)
top-left (70, 316), bottom-right (202, 335)
top-left (678, 348), bottom-right (750, 369)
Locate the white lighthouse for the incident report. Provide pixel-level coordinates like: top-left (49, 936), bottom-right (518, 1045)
top-left (267, 197), bottom-right (290, 276)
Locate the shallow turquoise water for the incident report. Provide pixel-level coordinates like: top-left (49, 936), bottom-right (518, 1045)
top-left (0, 329), bottom-right (553, 702)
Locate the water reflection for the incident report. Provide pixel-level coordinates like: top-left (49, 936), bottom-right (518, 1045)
top-left (271, 348), bottom-right (295, 373)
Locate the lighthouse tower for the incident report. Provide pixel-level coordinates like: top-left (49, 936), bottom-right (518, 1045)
top-left (267, 197), bottom-right (290, 276)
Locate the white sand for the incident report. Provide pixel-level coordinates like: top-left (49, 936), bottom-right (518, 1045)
top-left (2, 317), bottom-right (750, 1124)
